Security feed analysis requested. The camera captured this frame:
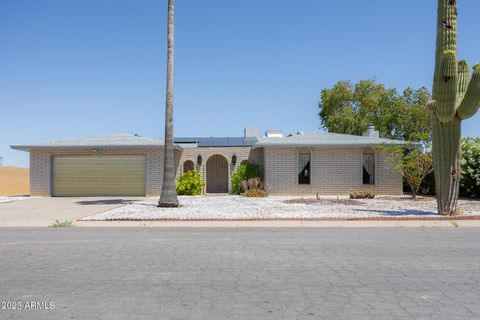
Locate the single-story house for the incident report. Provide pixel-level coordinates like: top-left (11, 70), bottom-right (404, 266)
top-left (10, 127), bottom-right (406, 197)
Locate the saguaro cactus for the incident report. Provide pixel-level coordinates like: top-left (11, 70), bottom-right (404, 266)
top-left (429, 0), bottom-right (480, 215)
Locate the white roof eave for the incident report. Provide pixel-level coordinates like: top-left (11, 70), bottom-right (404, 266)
top-left (10, 145), bottom-right (183, 152)
top-left (252, 142), bottom-right (411, 149)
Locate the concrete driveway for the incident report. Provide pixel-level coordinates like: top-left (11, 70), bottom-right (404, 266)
top-left (0, 197), bottom-right (144, 227)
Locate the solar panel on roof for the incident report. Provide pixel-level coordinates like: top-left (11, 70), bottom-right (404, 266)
top-left (198, 138), bottom-right (213, 147)
top-left (175, 136), bottom-right (258, 147)
top-left (213, 138), bottom-right (228, 146)
top-left (174, 137), bottom-right (199, 143)
top-left (228, 137), bottom-right (243, 146)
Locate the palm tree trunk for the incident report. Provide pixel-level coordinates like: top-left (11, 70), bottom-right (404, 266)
top-left (158, 0), bottom-right (179, 207)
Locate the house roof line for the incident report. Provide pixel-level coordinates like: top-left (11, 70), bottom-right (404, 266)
top-left (251, 143), bottom-right (410, 149)
top-left (252, 131), bottom-right (411, 148)
top-left (10, 131), bottom-right (412, 152)
top-left (10, 133), bottom-right (183, 152)
top-left (10, 145), bottom-right (183, 152)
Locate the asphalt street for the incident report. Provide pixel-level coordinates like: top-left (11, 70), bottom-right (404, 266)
top-left (0, 228), bottom-right (479, 320)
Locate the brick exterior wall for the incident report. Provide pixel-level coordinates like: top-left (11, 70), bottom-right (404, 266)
top-left (30, 153), bottom-right (51, 196)
top-left (29, 147), bottom-right (258, 196)
top-left (28, 145), bottom-right (401, 197)
top-left (176, 147), bottom-right (260, 194)
top-left (262, 147), bottom-right (402, 195)
top-left (29, 148), bottom-right (167, 197)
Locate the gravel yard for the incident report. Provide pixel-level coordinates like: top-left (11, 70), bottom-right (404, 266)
top-left (80, 195), bottom-right (480, 221)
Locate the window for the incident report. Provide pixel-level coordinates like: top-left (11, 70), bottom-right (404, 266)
top-left (298, 150), bottom-right (311, 185)
top-left (363, 149), bottom-right (375, 185)
top-left (183, 160), bottom-right (195, 173)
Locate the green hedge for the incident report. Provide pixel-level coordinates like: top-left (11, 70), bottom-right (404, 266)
top-left (176, 170), bottom-right (204, 195)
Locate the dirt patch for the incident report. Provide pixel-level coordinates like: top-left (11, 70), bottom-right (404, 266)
top-left (283, 199), bottom-right (365, 206)
top-left (0, 167), bottom-right (29, 196)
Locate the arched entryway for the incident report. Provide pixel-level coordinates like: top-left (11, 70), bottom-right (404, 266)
top-left (183, 160), bottom-right (195, 173)
top-left (206, 155), bottom-right (229, 193)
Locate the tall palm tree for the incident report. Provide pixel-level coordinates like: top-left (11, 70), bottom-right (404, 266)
top-left (158, 0), bottom-right (179, 207)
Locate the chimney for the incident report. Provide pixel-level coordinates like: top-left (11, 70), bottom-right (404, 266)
top-left (244, 128), bottom-right (260, 138)
top-left (363, 125), bottom-right (379, 138)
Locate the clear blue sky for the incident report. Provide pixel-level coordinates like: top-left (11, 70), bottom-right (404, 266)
top-left (1, 0), bottom-right (479, 168)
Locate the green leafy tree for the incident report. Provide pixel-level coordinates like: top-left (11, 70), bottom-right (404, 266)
top-left (319, 79), bottom-right (431, 142)
top-left (378, 144), bottom-right (433, 199)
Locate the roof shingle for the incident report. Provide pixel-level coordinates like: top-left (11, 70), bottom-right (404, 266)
top-left (10, 133), bottom-right (182, 151)
top-left (10, 131), bottom-right (409, 152)
top-left (254, 131), bottom-right (409, 148)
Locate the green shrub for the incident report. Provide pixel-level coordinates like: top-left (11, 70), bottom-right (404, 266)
top-left (176, 170), bottom-right (204, 195)
top-left (460, 137), bottom-right (480, 198)
top-left (231, 163), bottom-right (262, 195)
top-left (49, 220), bottom-right (73, 228)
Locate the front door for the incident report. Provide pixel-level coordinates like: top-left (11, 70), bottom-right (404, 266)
top-left (206, 155), bottom-right (229, 193)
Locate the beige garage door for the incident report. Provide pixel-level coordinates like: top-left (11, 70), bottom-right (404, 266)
top-left (53, 155), bottom-right (146, 196)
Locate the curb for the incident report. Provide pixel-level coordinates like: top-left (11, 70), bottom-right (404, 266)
top-left (71, 220), bottom-right (480, 228)
top-left (78, 216), bottom-right (480, 222)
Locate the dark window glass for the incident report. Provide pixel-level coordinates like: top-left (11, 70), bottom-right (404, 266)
top-left (363, 151), bottom-right (375, 184)
top-left (298, 152), bottom-right (311, 185)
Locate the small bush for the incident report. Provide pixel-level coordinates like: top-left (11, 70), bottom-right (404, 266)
top-left (49, 220), bottom-right (73, 228)
top-left (350, 189), bottom-right (375, 199)
top-left (244, 189), bottom-right (268, 197)
top-left (176, 170), bottom-right (204, 195)
top-left (231, 163), bottom-right (262, 195)
top-left (241, 178), bottom-right (268, 197)
top-left (241, 177), bottom-right (263, 192)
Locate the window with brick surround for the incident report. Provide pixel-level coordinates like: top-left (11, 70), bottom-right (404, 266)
top-left (298, 149), bottom-right (311, 185)
top-left (363, 149), bottom-right (375, 185)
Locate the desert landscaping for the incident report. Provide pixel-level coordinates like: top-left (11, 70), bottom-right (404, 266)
top-left (0, 166), bottom-right (29, 196)
top-left (80, 195), bottom-right (480, 221)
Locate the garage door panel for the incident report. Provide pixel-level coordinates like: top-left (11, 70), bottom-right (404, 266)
top-left (53, 156), bottom-right (146, 196)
